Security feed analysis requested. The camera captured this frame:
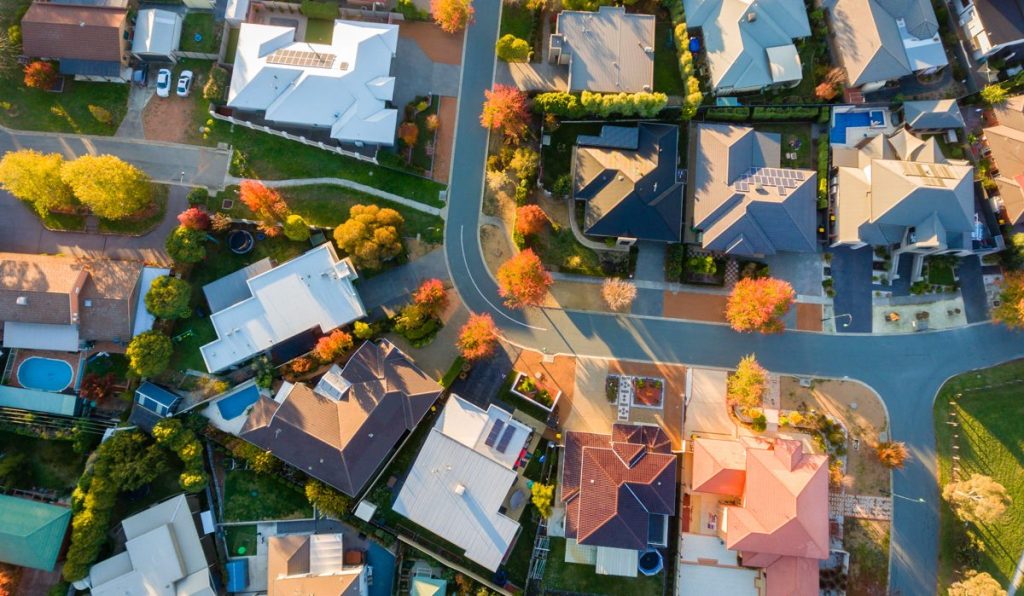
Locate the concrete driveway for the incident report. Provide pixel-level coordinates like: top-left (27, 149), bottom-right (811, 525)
top-left (829, 246), bottom-right (873, 333)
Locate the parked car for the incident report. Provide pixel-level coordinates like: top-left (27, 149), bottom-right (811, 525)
top-left (156, 68), bottom-right (172, 97)
top-left (131, 64), bottom-right (148, 87)
top-left (176, 70), bottom-right (193, 97)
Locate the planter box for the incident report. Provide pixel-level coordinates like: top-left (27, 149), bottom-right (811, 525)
top-left (511, 371), bottom-right (561, 412)
top-left (631, 376), bottom-right (664, 409)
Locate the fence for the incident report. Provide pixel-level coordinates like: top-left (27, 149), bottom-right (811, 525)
top-left (177, 51), bottom-right (220, 60)
top-left (207, 109), bottom-right (380, 164)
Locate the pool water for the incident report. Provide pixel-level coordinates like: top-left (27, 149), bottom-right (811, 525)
top-left (829, 110), bottom-right (886, 144)
top-left (17, 357), bottom-right (74, 392)
top-left (366, 543), bottom-right (396, 596)
top-left (215, 384), bottom-right (261, 419)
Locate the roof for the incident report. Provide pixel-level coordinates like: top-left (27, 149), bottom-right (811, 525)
top-left (678, 533), bottom-right (760, 596)
top-left (89, 494), bottom-right (215, 596)
top-left (684, 0), bottom-right (810, 92)
top-left (764, 555), bottom-right (820, 596)
top-left (411, 577), bottom-right (447, 596)
top-left (267, 534), bottom-right (365, 596)
top-left (553, 7), bottom-right (655, 93)
top-left (0, 385), bottom-right (77, 416)
top-left (574, 123), bottom-right (684, 242)
top-left (392, 395), bottom-right (530, 571)
top-left (59, 59), bottom-right (122, 77)
top-left (974, 0), bottom-right (1024, 46)
top-left (691, 437), bottom-right (747, 496)
top-left (690, 124), bottom-right (817, 256)
top-left (133, 267), bottom-right (172, 337)
top-left (227, 20), bottom-right (399, 145)
top-left (904, 99), bottom-right (965, 130)
top-left (240, 339), bottom-right (442, 496)
top-left (136, 381), bottom-right (183, 409)
top-left (202, 257), bottom-right (272, 312)
top-left (200, 244), bottom-right (366, 373)
top-left (0, 495), bottom-right (71, 571)
top-left (562, 424), bottom-right (677, 550)
top-left (986, 96), bottom-right (1024, 223)
top-left (21, 3), bottom-right (125, 62)
top-left (132, 9), bottom-right (182, 56)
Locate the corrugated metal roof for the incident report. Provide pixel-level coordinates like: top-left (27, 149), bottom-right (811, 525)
top-left (0, 495), bottom-right (71, 571)
top-left (0, 385), bottom-right (77, 416)
top-left (556, 6), bottom-right (655, 93)
top-left (136, 381), bottom-right (182, 409)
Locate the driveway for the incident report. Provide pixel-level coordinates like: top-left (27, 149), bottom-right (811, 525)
top-left (355, 248), bottom-right (448, 314)
top-left (957, 255), bottom-right (989, 323)
top-left (763, 252), bottom-right (823, 297)
top-left (392, 23), bottom-right (462, 115)
top-left (829, 246), bottom-right (873, 333)
top-left (632, 242), bottom-right (665, 316)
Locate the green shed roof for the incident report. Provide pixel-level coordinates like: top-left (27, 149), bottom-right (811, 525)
top-left (0, 495), bottom-right (71, 571)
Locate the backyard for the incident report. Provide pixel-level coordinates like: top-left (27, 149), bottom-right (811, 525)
top-left (935, 360), bottom-right (1024, 590)
top-left (0, 431), bottom-right (87, 492)
top-left (654, 21), bottom-right (685, 95)
top-left (180, 12), bottom-right (218, 53)
top-left (754, 123), bottom-right (815, 170)
top-left (304, 18), bottom-right (335, 44)
top-left (225, 524), bottom-right (257, 557)
top-left (542, 538), bottom-right (664, 595)
top-left (845, 518), bottom-right (889, 596)
top-left (222, 469), bottom-right (313, 522)
top-left (541, 121), bottom-right (603, 189)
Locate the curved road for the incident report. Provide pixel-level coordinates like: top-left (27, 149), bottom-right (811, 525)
top-left (443, 2), bottom-right (1023, 594)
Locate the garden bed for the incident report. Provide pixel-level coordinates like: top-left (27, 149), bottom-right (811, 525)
top-left (631, 376), bottom-right (664, 408)
top-left (605, 375), bottom-right (620, 403)
top-left (511, 371), bottom-right (560, 412)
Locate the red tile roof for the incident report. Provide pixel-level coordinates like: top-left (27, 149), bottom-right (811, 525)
top-left (21, 3), bottom-right (125, 62)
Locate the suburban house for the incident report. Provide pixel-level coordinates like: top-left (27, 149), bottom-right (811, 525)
top-left (129, 381), bottom-right (185, 432)
top-left (21, 0), bottom-right (129, 82)
top-left (827, 0), bottom-right (947, 92)
top-left (227, 19), bottom-right (399, 149)
top-left (0, 253), bottom-right (145, 352)
top-left (561, 423), bottom-right (677, 577)
top-left (681, 437), bottom-right (829, 596)
top-left (237, 340), bottom-right (442, 497)
top-left (982, 94), bottom-right (1024, 224)
top-left (831, 128), bottom-right (1001, 280)
top-left (902, 99), bottom-right (966, 134)
top-left (688, 123), bottom-right (818, 257)
top-left (199, 244), bottom-right (366, 373)
top-left (683, 0), bottom-right (810, 95)
top-left (83, 494), bottom-right (216, 595)
top-left (549, 6), bottom-right (655, 93)
top-left (0, 495), bottom-right (71, 572)
top-left (393, 395), bottom-right (533, 571)
top-left (573, 123), bottom-right (684, 244)
top-left (956, 0), bottom-right (1024, 63)
top-left (131, 8), bottom-right (183, 63)
top-left (266, 533), bottom-right (368, 595)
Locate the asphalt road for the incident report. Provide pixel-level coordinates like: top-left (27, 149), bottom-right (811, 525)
top-left (442, 1), bottom-right (1024, 594)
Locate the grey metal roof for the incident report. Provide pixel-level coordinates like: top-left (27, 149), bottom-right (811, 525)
top-left (136, 381), bottom-right (182, 408)
top-left (201, 257), bottom-right (272, 312)
top-left (904, 100), bottom-right (965, 130)
top-left (974, 0), bottom-right (1024, 46)
top-left (554, 6), bottom-right (655, 93)
top-left (59, 59), bottom-right (121, 78)
top-left (132, 9), bottom-right (182, 57)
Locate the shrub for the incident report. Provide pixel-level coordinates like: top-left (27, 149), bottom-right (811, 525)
top-left (88, 105), bottom-right (113, 125)
top-left (515, 204), bottom-right (547, 236)
top-left (23, 61), bottom-right (56, 89)
top-left (496, 34), bottom-right (531, 62)
top-left (203, 65), bottom-right (229, 102)
top-left (353, 320), bottom-right (375, 340)
top-left (165, 225), bottom-right (207, 263)
top-left (177, 207), bottom-right (210, 231)
top-left (252, 355), bottom-right (274, 389)
top-left (333, 204), bottom-right (404, 270)
top-left (187, 187), bottom-right (209, 206)
top-left (552, 173), bottom-right (573, 198)
top-left (283, 213), bottom-right (311, 241)
top-left (305, 479), bottom-right (351, 518)
top-left (412, 278), bottom-right (449, 316)
top-left (313, 329), bottom-right (353, 362)
top-left (531, 483), bottom-right (555, 517)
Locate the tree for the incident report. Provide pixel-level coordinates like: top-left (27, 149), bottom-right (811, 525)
top-left (981, 84), bottom-right (1008, 105)
top-left (0, 150), bottom-right (75, 215)
top-left (177, 207), bottom-right (210, 231)
top-left (145, 275), bottom-right (192, 319)
top-left (725, 277), bottom-right (796, 333)
top-left (992, 271), bottom-right (1024, 328)
top-left (126, 330), bottom-right (173, 377)
top-left (0, 28), bottom-right (20, 76)
top-left (601, 278), bottom-right (637, 311)
top-left (398, 121), bottom-right (419, 147)
top-left (101, 430), bottom-right (166, 491)
top-left (480, 84), bottom-right (530, 143)
top-left (496, 34), bottom-right (531, 62)
top-left (509, 147), bottom-right (539, 183)
top-left (531, 482), bottom-right (555, 517)
top-left (211, 212), bottom-right (232, 232)
top-left (0, 563), bottom-right (21, 596)
top-left (332, 204), bottom-right (405, 270)
top-left (943, 474), bottom-right (1012, 524)
top-left (283, 213), bottom-right (310, 241)
top-left (239, 179), bottom-right (289, 234)
top-left (814, 67), bottom-right (846, 101)
top-left (79, 372), bottom-right (116, 404)
top-left (496, 249), bottom-right (552, 308)
top-left (875, 441), bottom-right (909, 469)
top-left (60, 155), bottom-right (152, 219)
top-left (948, 570), bottom-right (1007, 596)
top-left (165, 226), bottom-right (207, 263)
top-left (726, 354), bottom-right (767, 410)
top-left (289, 356), bottom-right (315, 375)
top-left (23, 60), bottom-right (56, 89)
top-left (425, 114), bottom-right (440, 132)
top-left (313, 329), bottom-right (353, 362)
top-left (457, 313), bottom-right (499, 361)
top-left (413, 278), bottom-right (448, 316)
top-left (305, 479), bottom-right (351, 518)
top-left (431, 0), bottom-right (474, 33)
top-left (515, 204), bottom-right (547, 236)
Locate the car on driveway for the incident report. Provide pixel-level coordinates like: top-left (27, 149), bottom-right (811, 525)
top-left (176, 70), bottom-right (193, 97)
top-left (156, 68), bottom-right (172, 97)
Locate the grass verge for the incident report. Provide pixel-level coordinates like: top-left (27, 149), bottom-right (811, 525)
top-left (844, 518), bottom-right (889, 596)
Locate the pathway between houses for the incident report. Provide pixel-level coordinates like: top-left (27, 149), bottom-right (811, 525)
top-left (224, 176), bottom-right (443, 216)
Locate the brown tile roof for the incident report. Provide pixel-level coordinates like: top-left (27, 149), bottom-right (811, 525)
top-left (266, 535), bottom-right (362, 596)
top-left (241, 339), bottom-right (442, 496)
top-left (21, 3), bottom-right (125, 62)
top-left (562, 423), bottom-right (677, 550)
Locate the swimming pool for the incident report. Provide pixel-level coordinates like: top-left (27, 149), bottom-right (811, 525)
top-left (830, 110), bottom-right (886, 144)
top-left (215, 384), bottom-right (261, 420)
top-left (366, 543), bottom-right (396, 596)
top-left (17, 357), bottom-right (74, 392)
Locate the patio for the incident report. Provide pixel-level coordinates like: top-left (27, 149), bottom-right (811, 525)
top-left (4, 349), bottom-right (82, 393)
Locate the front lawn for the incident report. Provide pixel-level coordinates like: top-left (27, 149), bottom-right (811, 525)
top-left (531, 225), bottom-right (606, 277)
top-left (844, 518), bottom-right (889, 596)
top-left (222, 469), bottom-right (313, 522)
top-left (543, 538), bottom-right (664, 595)
top-left (304, 19), bottom-right (335, 44)
top-left (0, 431), bottom-right (87, 492)
top-left (0, 75), bottom-right (128, 134)
top-left (180, 12), bottom-right (218, 53)
top-left (935, 359), bottom-right (1024, 590)
top-left (225, 524), bottom-right (257, 556)
top-left (654, 21), bottom-right (685, 96)
top-left (500, 3), bottom-right (534, 41)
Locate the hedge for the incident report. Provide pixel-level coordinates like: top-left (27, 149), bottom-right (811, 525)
top-left (751, 106), bottom-right (822, 120)
top-left (667, 4), bottom-right (703, 121)
top-left (533, 90), bottom-right (668, 118)
top-left (817, 139), bottom-right (830, 209)
top-left (496, 34), bottom-right (531, 62)
top-left (705, 106), bottom-right (751, 122)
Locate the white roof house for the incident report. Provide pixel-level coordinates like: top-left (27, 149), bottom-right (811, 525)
top-left (393, 395), bottom-right (532, 571)
top-left (131, 9), bottom-right (182, 60)
top-left (87, 494), bottom-right (214, 596)
top-left (227, 20), bottom-right (399, 146)
top-left (200, 243), bottom-right (366, 373)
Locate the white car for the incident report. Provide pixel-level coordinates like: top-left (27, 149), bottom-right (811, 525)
top-left (176, 70), bottom-right (194, 97)
top-left (156, 68), bottom-right (172, 98)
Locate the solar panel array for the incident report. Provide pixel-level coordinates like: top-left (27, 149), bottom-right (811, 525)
top-left (484, 419), bottom-right (505, 448)
top-left (733, 166), bottom-right (806, 193)
top-left (495, 425), bottom-right (517, 453)
top-left (267, 49), bottom-right (336, 69)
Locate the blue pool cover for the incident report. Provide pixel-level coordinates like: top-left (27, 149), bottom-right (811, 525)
top-left (830, 110), bottom-right (887, 144)
top-left (17, 358), bottom-right (73, 392)
top-left (367, 543), bottom-right (396, 596)
top-left (226, 559), bottom-right (248, 592)
top-left (216, 384), bottom-right (261, 420)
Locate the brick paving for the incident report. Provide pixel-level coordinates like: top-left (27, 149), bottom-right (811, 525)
top-left (829, 494), bottom-right (892, 520)
top-left (662, 291), bottom-right (728, 323)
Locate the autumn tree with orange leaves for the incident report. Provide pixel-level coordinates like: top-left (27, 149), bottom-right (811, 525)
top-left (725, 277), bottom-right (795, 333)
top-left (24, 61), bottom-right (56, 89)
top-left (515, 204), bottom-right (547, 236)
top-left (481, 84), bottom-right (529, 143)
top-left (496, 249), bottom-right (552, 308)
top-left (431, 0), bottom-right (473, 33)
top-left (239, 180), bottom-right (289, 237)
top-left (457, 313), bottom-right (499, 361)
top-left (413, 278), bottom-right (448, 316)
top-left (313, 329), bottom-right (353, 363)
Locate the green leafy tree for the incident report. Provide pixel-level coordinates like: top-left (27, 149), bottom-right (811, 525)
top-left (992, 271), bottom-right (1024, 329)
top-left (726, 354), bottom-right (767, 410)
top-left (981, 84), bottom-right (1008, 105)
top-left (283, 213), bottom-right (311, 241)
top-left (496, 34), bottom-right (531, 62)
top-left (165, 226), bottom-right (207, 263)
top-left (126, 330), bottom-right (173, 377)
top-left (145, 275), bottom-right (192, 320)
top-left (0, 150), bottom-right (76, 215)
top-left (101, 430), bottom-right (166, 491)
top-left (943, 474), bottom-right (1012, 524)
top-left (332, 204), bottom-right (405, 270)
top-left (306, 479), bottom-right (351, 517)
top-left (60, 155), bottom-right (153, 219)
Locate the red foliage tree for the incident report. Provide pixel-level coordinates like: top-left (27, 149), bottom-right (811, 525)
top-left (398, 122), bottom-right (419, 147)
top-left (23, 61), bottom-right (56, 90)
top-left (177, 207), bottom-right (211, 231)
top-left (431, 0), bottom-right (474, 34)
top-left (312, 329), bottom-right (354, 363)
top-left (496, 248), bottom-right (552, 309)
top-left (412, 278), bottom-right (448, 316)
top-left (725, 277), bottom-right (796, 334)
top-left (0, 562), bottom-right (22, 596)
top-left (480, 84), bottom-right (529, 143)
top-left (79, 373), bottom-right (116, 405)
top-left (457, 313), bottom-right (499, 361)
top-left (239, 180), bottom-right (289, 235)
top-left (515, 204), bottom-right (547, 236)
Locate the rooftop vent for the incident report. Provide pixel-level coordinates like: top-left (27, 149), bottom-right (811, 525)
top-left (746, 11), bottom-right (757, 21)
top-left (15, 296), bottom-right (27, 306)
top-left (454, 484), bottom-right (466, 496)
top-left (84, 299), bottom-right (92, 307)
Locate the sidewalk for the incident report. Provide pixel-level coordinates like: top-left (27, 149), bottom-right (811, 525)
top-left (227, 176), bottom-right (443, 216)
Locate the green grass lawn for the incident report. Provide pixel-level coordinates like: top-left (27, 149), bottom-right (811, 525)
top-left (543, 538), bottom-right (664, 595)
top-left (0, 75), bottom-right (129, 134)
top-left (500, 3), bottom-right (534, 41)
top-left (223, 469), bottom-right (313, 522)
top-left (541, 122), bottom-right (604, 189)
top-left (927, 262), bottom-right (956, 286)
top-left (935, 360), bottom-right (1024, 590)
top-left (304, 19), bottom-right (335, 44)
top-left (753, 123), bottom-right (813, 169)
top-left (503, 507), bottom-right (539, 584)
top-left (0, 432), bottom-right (87, 492)
top-left (97, 184), bottom-right (169, 234)
top-left (654, 21), bottom-right (685, 96)
top-left (110, 455), bottom-right (185, 525)
top-left (180, 12), bottom-right (218, 53)
top-left (224, 26), bottom-right (241, 65)
top-left (225, 524), bottom-right (257, 556)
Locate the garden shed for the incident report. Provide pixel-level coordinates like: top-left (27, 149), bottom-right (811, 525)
top-left (132, 9), bottom-right (183, 62)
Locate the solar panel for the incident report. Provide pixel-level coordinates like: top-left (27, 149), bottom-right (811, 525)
top-left (266, 49), bottom-right (336, 69)
top-left (495, 425), bottom-right (516, 453)
top-left (484, 419), bottom-right (505, 447)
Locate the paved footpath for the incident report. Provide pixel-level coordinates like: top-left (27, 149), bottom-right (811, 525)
top-left (225, 175), bottom-right (442, 216)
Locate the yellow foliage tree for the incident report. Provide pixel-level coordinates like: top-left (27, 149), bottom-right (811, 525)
top-left (60, 154), bottom-right (152, 220)
top-left (531, 482), bottom-right (555, 518)
top-left (0, 149), bottom-right (75, 215)
top-left (332, 204), bottom-right (405, 270)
